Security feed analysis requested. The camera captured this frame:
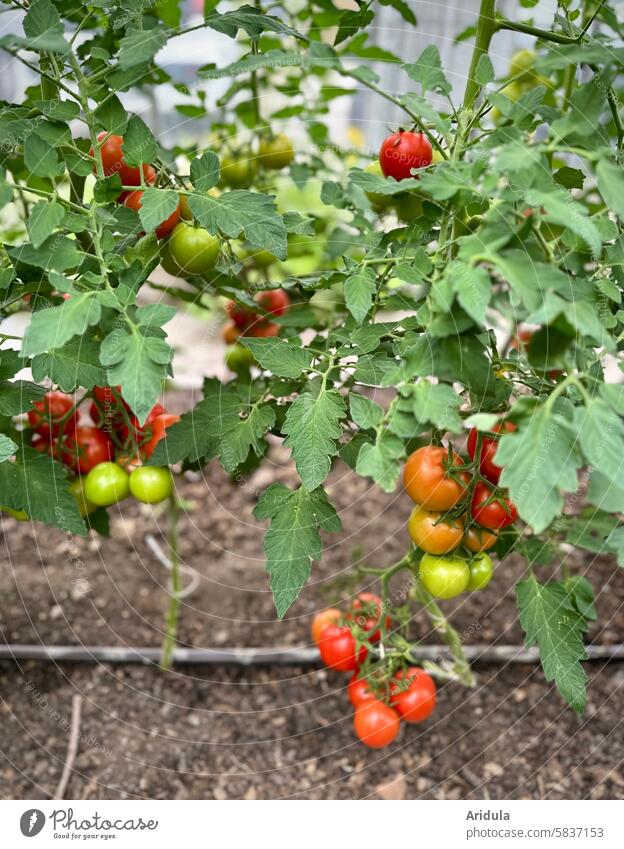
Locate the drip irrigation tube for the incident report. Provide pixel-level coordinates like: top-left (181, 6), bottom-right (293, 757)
top-left (0, 644), bottom-right (622, 666)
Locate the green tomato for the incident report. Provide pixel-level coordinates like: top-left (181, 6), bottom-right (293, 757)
top-left (169, 222), bottom-right (220, 276)
top-left (69, 477), bottom-right (97, 517)
top-left (246, 247), bottom-right (277, 269)
top-left (160, 241), bottom-right (182, 277)
top-left (179, 195), bottom-right (193, 221)
top-left (2, 506), bottom-right (28, 521)
top-left (364, 161), bottom-right (392, 212)
top-left (491, 81), bottom-right (524, 123)
top-left (419, 553), bottom-right (470, 600)
top-left (467, 552), bottom-right (494, 591)
top-left (258, 134), bottom-right (294, 170)
top-left (129, 466), bottom-right (173, 504)
top-left (509, 48), bottom-right (536, 80)
top-left (395, 192), bottom-right (424, 223)
top-left (220, 153), bottom-right (255, 188)
top-left (225, 343), bottom-right (256, 375)
top-left (84, 462), bottom-right (130, 507)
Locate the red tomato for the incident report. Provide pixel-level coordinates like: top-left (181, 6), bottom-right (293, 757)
top-left (116, 403), bottom-right (165, 444)
top-left (471, 482), bottom-right (518, 530)
top-left (347, 593), bottom-right (390, 643)
top-left (318, 624), bottom-right (367, 672)
top-left (124, 190), bottom-right (180, 238)
top-left (390, 667), bottom-right (436, 723)
top-left (90, 385), bottom-right (129, 428)
top-left (141, 413), bottom-right (180, 458)
top-left (467, 422), bottom-right (516, 484)
top-left (311, 608), bottom-right (341, 646)
top-left (31, 434), bottom-right (62, 459)
top-left (404, 445), bottom-right (468, 511)
top-left (379, 130), bottom-right (432, 181)
top-left (62, 426), bottom-right (113, 474)
top-left (226, 301), bottom-right (258, 331)
top-left (28, 391), bottom-right (78, 439)
top-left (348, 674), bottom-right (376, 708)
top-left (353, 700), bottom-right (400, 749)
top-left (255, 289), bottom-right (290, 318)
top-left (248, 321), bottom-right (279, 338)
top-left (90, 132), bottom-right (156, 189)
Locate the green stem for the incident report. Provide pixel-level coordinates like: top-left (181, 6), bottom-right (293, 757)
top-left (463, 0), bottom-right (497, 111)
top-left (160, 493), bottom-right (182, 671)
top-left (494, 20), bottom-right (578, 44)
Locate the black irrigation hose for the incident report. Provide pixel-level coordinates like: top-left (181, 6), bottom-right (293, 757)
top-left (0, 644), bottom-right (622, 666)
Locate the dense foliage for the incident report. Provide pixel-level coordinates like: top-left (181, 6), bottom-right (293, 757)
top-left (0, 0), bottom-right (623, 723)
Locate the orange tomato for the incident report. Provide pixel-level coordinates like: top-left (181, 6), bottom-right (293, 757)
top-left (403, 445), bottom-right (468, 510)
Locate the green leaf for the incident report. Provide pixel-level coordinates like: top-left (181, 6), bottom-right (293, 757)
top-left (526, 188), bottom-right (601, 258)
top-left (379, 0), bottom-right (416, 24)
top-left (575, 400), bottom-right (624, 486)
top-left (22, 295), bottom-right (103, 356)
top-left (596, 159), bottom-right (624, 222)
top-left (219, 404), bottom-right (275, 472)
top-left (0, 380), bottom-right (45, 415)
top-left (344, 267), bottom-right (377, 324)
top-left (409, 381), bottom-right (463, 432)
top-left (0, 448), bottom-right (85, 535)
top-left (356, 431), bottom-right (404, 492)
top-left (282, 388), bottom-right (346, 490)
top-left (587, 470), bottom-right (624, 513)
top-left (190, 152), bottom-right (220, 192)
top-left (0, 435), bottom-right (17, 462)
top-left (349, 393), bottom-right (384, 429)
top-left (255, 484), bottom-right (341, 616)
top-left (487, 250), bottom-right (571, 312)
top-left (137, 188), bottom-right (179, 233)
top-left (119, 27), bottom-right (168, 70)
top-left (122, 115), bottom-right (158, 167)
top-left (205, 7), bottom-right (306, 41)
top-left (189, 191), bottom-right (287, 260)
top-left (475, 53), bottom-right (495, 85)
top-left (517, 575), bottom-right (588, 714)
top-left (100, 328), bottom-right (172, 424)
top-left (404, 45), bottom-right (451, 95)
top-left (31, 336), bottom-right (106, 391)
top-left (334, 7), bottom-right (374, 46)
top-left (22, 0), bottom-right (68, 53)
top-left (497, 407), bottom-right (582, 532)
top-left (241, 337), bottom-right (313, 379)
top-left (8, 236), bottom-right (82, 272)
top-left (23, 132), bottom-right (64, 178)
top-left (448, 260), bottom-right (491, 325)
top-left (27, 200), bottom-right (65, 249)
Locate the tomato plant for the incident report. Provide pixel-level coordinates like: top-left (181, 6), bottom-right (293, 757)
top-left (0, 0), bottom-right (622, 724)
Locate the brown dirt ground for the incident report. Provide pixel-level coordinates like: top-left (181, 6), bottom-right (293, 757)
top-left (1, 391), bottom-right (624, 800)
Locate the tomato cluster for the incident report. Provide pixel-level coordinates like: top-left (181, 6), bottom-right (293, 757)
top-left (222, 288), bottom-right (291, 347)
top-left (311, 594), bottom-right (437, 749)
top-left (25, 388), bottom-right (179, 517)
top-left (219, 133), bottom-right (295, 189)
top-left (403, 433), bottom-right (519, 599)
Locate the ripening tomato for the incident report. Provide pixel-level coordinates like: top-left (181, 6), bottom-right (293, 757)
top-left (116, 403), bottom-right (165, 445)
top-left (311, 608), bottom-right (341, 646)
top-left (390, 667), bottom-right (436, 723)
top-left (129, 466), bottom-right (173, 504)
top-left (249, 321), bottom-right (279, 338)
top-left (379, 130), bottom-right (432, 181)
top-left (348, 674), bottom-right (376, 708)
top-left (258, 134), bottom-right (295, 170)
top-left (90, 132), bottom-right (156, 189)
top-left (419, 553), bottom-right (470, 599)
top-left (62, 426), bottom-right (113, 474)
top-left (467, 552), bottom-right (494, 591)
top-left (222, 322), bottom-right (240, 345)
top-left (168, 222), bottom-right (220, 276)
top-left (226, 300), bottom-right (257, 331)
top-left (225, 344), bottom-right (256, 375)
top-left (141, 413), bottom-right (180, 459)
top-left (124, 190), bottom-right (180, 238)
top-left (403, 445), bottom-right (467, 511)
top-left (353, 700), bottom-right (400, 749)
top-left (471, 482), bottom-right (518, 530)
top-left (463, 526), bottom-right (498, 553)
top-left (28, 391), bottom-right (78, 439)
top-left (84, 462), bottom-right (130, 506)
top-left (408, 506), bottom-right (464, 554)
top-left (467, 422), bottom-right (517, 484)
top-left (255, 289), bottom-right (290, 318)
top-left (347, 593), bottom-right (390, 643)
top-left (318, 624), bottom-right (367, 672)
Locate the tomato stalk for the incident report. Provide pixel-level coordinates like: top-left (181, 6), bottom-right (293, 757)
top-left (160, 492), bottom-right (182, 671)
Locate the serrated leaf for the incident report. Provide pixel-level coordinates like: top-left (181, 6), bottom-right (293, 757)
top-left (122, 115), bottom-right (158, 167)
top-left (282, 389), bottom-right (346, 490)
top-left (497, 408), bottom-right (582, 532)
top-left (526, 188), bottom-right (601, 258)
top-left (0, 380), bottom-right (45, 415)
top-left (27, 200), bottom-right (65, 249)
top-left (344, 267), bottom-right (376, 324)
top-left (23, 295), bottom-right (103, 356)
top-left (22, 0), bottom-right (68, 53)
top-left (349, 393), bottom-right (384, 429)
top-left (8, 236), bottom-right (82, 272)
top-left (0, 435), bottom-right (17, 462)
top-left (355, 431), bottom-right (404, 492)
top-left (475, 53), bottom-right (495, 85)
top-left (575, 400), bottom-right (624, 485)
top-left (205, 6), bottom-right (306, 41)
top-left (596, 159), bottom-right (624, 222)
top-left (404, 45), bottom-right (451, 95)
top-left (409, 380), bottom-right (463, 431)
top-left (119, 27), bottom-right (168, 70)
top-left (220, 403), bottom-right (275, 472)
top-left (190, 152), bottom-right (220, 192)
top-left (254, 484), bottom-right (341, 616)
top-left (136, 188), bottom-right (179, 233)
top-left (24, 133), bottom-right (64, 178)
top-left (517, 575), bottom-right (588, 714)
top-left (241, 337), bottom-right (313, 379)
top-left (448, 260), bottom-right (491, 325)
top-left (31, 336), bottom-right (106, 391)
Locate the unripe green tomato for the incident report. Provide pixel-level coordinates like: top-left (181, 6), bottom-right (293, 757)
top-left (69, 477), bottom-right (97, 517)
top-left (84, 462), bottom-right (130, 507)
top-left (491, 81), bottom-right (524, 123)
top-left (3, 507), bottom-right (28, 521)
top-left (509, 48), bottom-right (536, 80)
top-left (395, 192), bottom-right (424, 223)
top-left (419, 553), bottom-right (470, 600)
top-left (168, 221), bottom-right (220, 276)
top-left (467, 552), bottom-right (494, 591)
top-left (364, 161), bottom-right (392, 211)
top-left (160, 241), bottom-right (181, 276)
top-left (220, 153), bottom-right (255, 188)
top-left (179, 195), bottom-right (193, 221)
top-left (258, 134), bottom-right (294, 170)
top-left (249, 247), bottom-right (277, 269)
top-left (129, 466), bottom-right (173, 504)
top-left (226, 343), bottom-right (256, 375)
